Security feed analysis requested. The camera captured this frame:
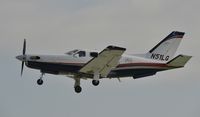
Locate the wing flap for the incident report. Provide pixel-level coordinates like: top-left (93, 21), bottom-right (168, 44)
top-left (79, 46), bottom-right (126, 77)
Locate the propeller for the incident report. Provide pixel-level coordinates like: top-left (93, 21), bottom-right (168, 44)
top-left (21, 39), bottom-right (26, 76)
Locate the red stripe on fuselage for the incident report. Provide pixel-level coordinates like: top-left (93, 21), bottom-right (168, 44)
top-left (44, 61), bottom-right (168, 68)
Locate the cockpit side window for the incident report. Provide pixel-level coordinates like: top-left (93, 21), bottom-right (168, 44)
top-left (77, 51), bottom-right (86, 57)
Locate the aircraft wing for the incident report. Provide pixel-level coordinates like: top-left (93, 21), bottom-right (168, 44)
top-left (79, 46), bottom-right (126, 77)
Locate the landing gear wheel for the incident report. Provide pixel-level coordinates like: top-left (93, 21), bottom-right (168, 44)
top-left (92, 80), bottom-right (99, 86)
top-left (37, 79), bottom-right (43, 85)
top-left (74, 86), bottom-right (82, 93)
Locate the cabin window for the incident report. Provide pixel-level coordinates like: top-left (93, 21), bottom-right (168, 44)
top-left (77, 51), bottom-right (86, 57)
top-left (90, 52), bottom-right (98, 57)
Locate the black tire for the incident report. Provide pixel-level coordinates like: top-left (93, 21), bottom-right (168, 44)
top-left (92, 80), bottom-right (99, 86)
top-left (75, 86), bottom-right (82, 93)
top-left (37, 79), bottom-right (43, 85)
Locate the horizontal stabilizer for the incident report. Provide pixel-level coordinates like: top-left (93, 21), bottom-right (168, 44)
top-left (167, 55), bottom-right (192, 67)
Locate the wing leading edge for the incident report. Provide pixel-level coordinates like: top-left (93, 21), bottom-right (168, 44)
top-left (79, 46), bottom-right (126, 77)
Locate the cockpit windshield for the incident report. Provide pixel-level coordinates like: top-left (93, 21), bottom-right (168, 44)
top-left (66, 49), bottom-right (86, 57)
top-left (66, 49), bottom-right (79, 55)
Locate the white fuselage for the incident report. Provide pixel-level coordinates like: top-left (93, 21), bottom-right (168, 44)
top-left (18, 49), bottom-right (168, 79)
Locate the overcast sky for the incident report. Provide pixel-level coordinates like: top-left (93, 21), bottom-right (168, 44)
top-left (0, 0), bottom-right (200, 117)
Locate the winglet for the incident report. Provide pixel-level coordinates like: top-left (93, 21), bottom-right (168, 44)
top-left (167, 54), bottom-right (192, 67)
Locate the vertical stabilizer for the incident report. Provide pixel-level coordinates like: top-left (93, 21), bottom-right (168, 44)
top-left (145, 31), bottom-right (185, 62)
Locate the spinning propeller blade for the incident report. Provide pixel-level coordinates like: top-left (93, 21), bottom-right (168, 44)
top-left (21, 39), bottom-right (26, 76)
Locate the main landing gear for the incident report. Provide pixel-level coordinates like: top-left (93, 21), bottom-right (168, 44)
top-left (36, 72), bottom-right (101, 93)
top-left (92, 71), bottom-right (100, 86)
top-left (74, 71), bottom-right (101, 93)
top-left (92, 80), bottom-right (99, 86)
top-left (74, 78), bottom-right (82, 93)
top-left (74, 85), bottom-right (82, 93)
top-left (37, 73), bottom-right (44, 85)
top-left (73, 79), bottom-right (100, 93)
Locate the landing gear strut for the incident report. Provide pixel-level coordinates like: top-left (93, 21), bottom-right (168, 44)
top-left (74, 78), bottom-right (82, 93)
top-left (92, 71), bottom-right (100, 86)
top-left (37, 73), bottom-right (44, 85)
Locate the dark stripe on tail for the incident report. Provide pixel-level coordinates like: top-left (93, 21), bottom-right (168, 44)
top-left (149, 31), bottom-right (185, 53)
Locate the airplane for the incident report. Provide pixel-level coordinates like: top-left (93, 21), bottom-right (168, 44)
top-left (16, 31), bottom-right (192, 93)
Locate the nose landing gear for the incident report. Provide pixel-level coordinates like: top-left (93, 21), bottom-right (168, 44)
top-left (37, 73), bottom-right (44, 85)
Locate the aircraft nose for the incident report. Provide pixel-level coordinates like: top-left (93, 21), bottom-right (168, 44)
top-left (16, 55), bottom-right (25, 61)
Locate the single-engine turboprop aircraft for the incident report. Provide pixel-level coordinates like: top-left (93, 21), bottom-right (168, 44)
top-left (16, 31), bottom-right (192, 93)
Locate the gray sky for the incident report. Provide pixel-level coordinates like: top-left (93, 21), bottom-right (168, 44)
top-left (0, 0), bottom-right (200, 117)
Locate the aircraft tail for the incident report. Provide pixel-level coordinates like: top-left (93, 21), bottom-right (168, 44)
top-left (145, 31), bottom-right (185, 62)
top-left (167, 54), bottom-right (192, 67)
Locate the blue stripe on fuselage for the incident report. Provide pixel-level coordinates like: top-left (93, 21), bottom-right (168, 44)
top-left (26, 61), bottom-right (82, 74)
